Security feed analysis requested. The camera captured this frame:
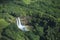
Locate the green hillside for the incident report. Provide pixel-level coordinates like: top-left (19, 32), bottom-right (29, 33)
top-left (0, 0), bottom-right (60, 40)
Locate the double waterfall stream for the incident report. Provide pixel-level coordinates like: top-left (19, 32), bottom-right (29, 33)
top-left (16, 17), bottom-right (29, 31)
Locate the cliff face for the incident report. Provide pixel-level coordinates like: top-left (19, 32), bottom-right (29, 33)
top-left (0, 0), bottom-right (60, 40)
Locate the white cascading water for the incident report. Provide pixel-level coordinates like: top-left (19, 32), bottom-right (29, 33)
top-left (16, 17), bottom-right (28, 31)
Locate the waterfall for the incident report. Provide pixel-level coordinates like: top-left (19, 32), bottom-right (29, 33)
top-left (16, 17), bottom-right (29, 31)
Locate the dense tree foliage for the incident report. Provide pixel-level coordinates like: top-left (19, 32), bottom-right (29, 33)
top-left (0, 0), bottom-right (60, 40)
